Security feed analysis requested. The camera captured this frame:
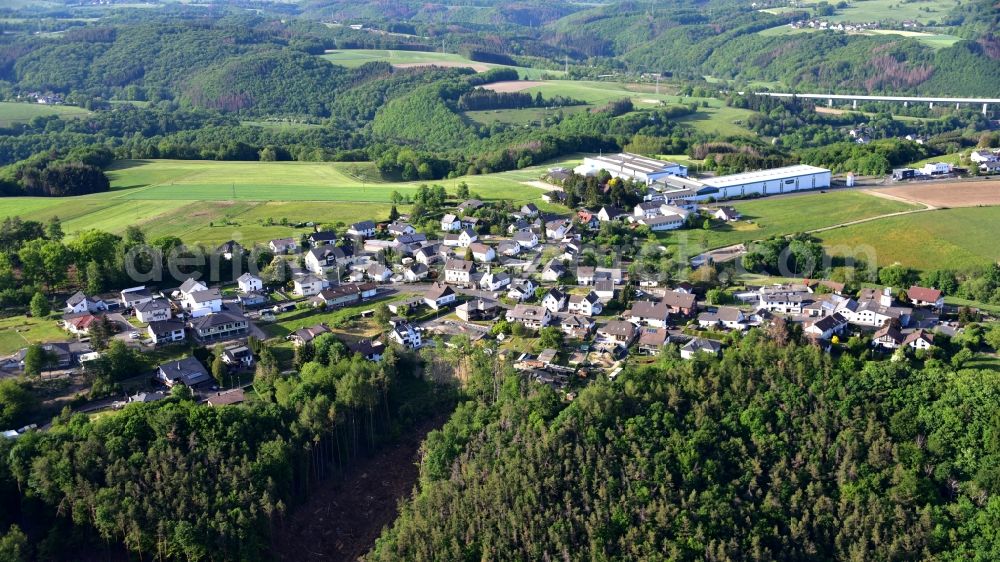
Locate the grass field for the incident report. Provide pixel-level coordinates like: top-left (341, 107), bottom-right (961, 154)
top-left (6, 158), bottom-right (578, 246)
top-left (0, 315), bottom-right (66, 356)
top-left (815, 206), bottom-right (1000, 271)
top-left (660, 189), bottom-right (919, 252)
top-left (319, 49), bottom-right (558, 80)
top-left (827, 0), bottom-right (960, 25)
top-left (464, 105), bottom-right (590, 126)
top-left (0, 101), bottom-right (91, 127)
top-left (759, 25), bottom-right (960, 49)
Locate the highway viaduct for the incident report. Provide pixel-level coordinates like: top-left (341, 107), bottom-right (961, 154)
top-left (748, 92), bottom-right (1000, 115)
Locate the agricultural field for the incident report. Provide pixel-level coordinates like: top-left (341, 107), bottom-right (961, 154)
top-left (815, 206), bottom-right (1000, 271)
top-left (5, 158), bottom-right (577, 246)
top-left (827, 0), bottom-right (960, 25)
top-left (758, 25), bottom-right (960, 49)
top-left (0, 101), bottom-right (90, 127)
top-left (319, 49), bottom-right (558, 80)
top-left (659, 189), bottom-right (919, 254)
top-left (862, 179), bottom-right (1000, 209)
top-left (463, 105), bottom-right (589, 126)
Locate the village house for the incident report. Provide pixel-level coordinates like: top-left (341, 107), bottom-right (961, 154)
top-left (559, 314), bottom-right (594, 338)
top-left (457, 199), bottom-right (484, 214)
top-left (507, 279), bottom-right (536, 302)
top-left (207, 388), bottom-right (246, 407)
top-left (497, 240), bottom-right (521, 257)
top-left (577, 267), bottom-right (625, 286)
top-left (541, 288), bottom-right (567, 313)
top-left (182, 288), bottom-right (223, 318)
top-left (189, 309), bottom-right (248, 342)
top-left (634, 201), bottom-right (662, 219)
top-left (310, 283), bottom-right (376, 309)
top-left (307, 231), bottom-right (338, 247)
top-left (403, 263), bottom-right (429, 282)
top-left (121, 286), bottom-right (154, 310)
top-left (63, 313), bottom-right (98, 336)
top-left (444, 228), bottom-right (478, 248)
top-left (567, 292), bottom-right (603, 316)
top-left (456, 298), bottom-right (501, 321)
top-left (365, 263), bottom-right (391, 283)
top-left (970, 149), bottom-right (998, 163)
top-left (135, 299), bottom-right (171, 323)
top-left (904, 329), bottom-right (935, 350)
top-left (157, 356), bottom-right (212, 387)
top-left (661, 291), bottom-right (697, 316)
top-left (545, 219), bottom-right (571, 240)
top-left (638, 327), bottom-right (670, 356)
top-left (441, 214), bottom-right (462, 231)
top-left (804, 313), bottom-right (849, 340)
top-left (290, 324), bottom-right (330, 346)
top-left (414, 244), bottom-right (441, 265)
top-left (577, 210), bottom-right (600, 230)
top-left (681, 338), bottom-right (721, 359)
top-left (638, 214), bottom-right (685, 231)
top-left (480, 270), bottom-right (511, 292)
top-left (542, 261), bottom-right (567, 282)
top-left (237, 273), bottom-right (263, 293)
top-left (387, 222), bottom-right (416, 237)
top-left (469, 243), bottom-right (496, 263)
top-left (594, 279), bottom-right (616, 302)
top-left (597, 206), bottom-right (626, 222)
top-left (520, 203), bottom-right (539, 217)
top-left (597, 320), bottom-right (638, 348)
top-left (697, 307), bottom-right (746, 330)
top-left (461, 216), bottom-right (481, 230)
top-left (389, 318), bottom-right (422, 349)
top-left (626, 301), bottom-right (671, 328)
top-left (147, 320), bottom-right (186, 345)
top-left (222, 344), bottom-right (254, 369)
top-left (293, 274), bottom-right (327, 297)
top-left (217, 240), bottom-right (243, 260)
top-left (712, 206), bottom-right (741, 222)
top-left (65, 291), bottom-right (108, 315)
top-left (907, 286), bottom-right (944, 310)
top-left (346, 220), bottom-right (377, 239)
top-left (347, 339), bottom-right (385, 361)
top-left (268, 237), bottom-right (298, 254)
top-left (849, 288), bottom-right (911, 327)
top-left (513, 231), bottom-right (539, 249)
top-left (238, 291), bottom-right (267, 308)
top-left (506, 304), bottom-right (551, 329)
top-left (444, 259), bottom-right (475, 285)
top-left (424, 283), bottom-right (457, 310)
top-left (508, 219), bottom-right (532, 234)
top-left (306, 245), bottom-right (354, 275)
top-left (872, 323), bottom-right (905, 349)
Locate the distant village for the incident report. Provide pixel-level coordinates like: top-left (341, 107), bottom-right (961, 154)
top-left (0, 152), bottom-right (981, 436)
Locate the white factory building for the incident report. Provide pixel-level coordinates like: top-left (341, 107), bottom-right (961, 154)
top-left (654, 164), bottom-right (831, 201)
top-left (574, 153), bottom-right (688, 185)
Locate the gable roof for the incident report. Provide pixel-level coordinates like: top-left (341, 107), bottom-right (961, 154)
top-left (907, 285), bottom-right (942, 303)
top-left (445, 258), bottom-right (474, 272)
top-left (661, 291), bottom-right (696, 309)
top-left (426, 283), bottom-right (455, 300)
top-left (682, 338), bottom-right (721, 353)
top-left (627, 300), bottom-right (670, 319)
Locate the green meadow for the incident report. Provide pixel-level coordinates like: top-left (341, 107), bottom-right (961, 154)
top-left (320, 49), bottom-right (559, 80)
top-left (0, 101), bottom-right (91, 127)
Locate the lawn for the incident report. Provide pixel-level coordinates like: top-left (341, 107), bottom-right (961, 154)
top-left (7, 157), bottom-right (577, 245)
top-left (262, 294), bottom-right (412, 339)
top-left (319, 49), bottom-right (558, 80)
top-left (815, 206), bottom-right (1000, 271)
top-left (0, 315), bottom-right (68, 356)
top-left (0, 101), bottom-right (91, 127)
top-left (659, 189), bottom-right (918, 253)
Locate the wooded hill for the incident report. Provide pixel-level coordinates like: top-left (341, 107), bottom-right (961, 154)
top-left (369, 331), bottom-right (1000, 560)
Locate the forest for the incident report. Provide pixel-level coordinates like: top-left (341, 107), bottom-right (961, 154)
top-left (369, 331), bottom-right (1000, 561)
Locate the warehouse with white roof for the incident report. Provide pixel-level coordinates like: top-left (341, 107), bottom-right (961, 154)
top-left (574, 153), bottom-right (688, 185)
top-left (655, 164), bottom-right (831, 201)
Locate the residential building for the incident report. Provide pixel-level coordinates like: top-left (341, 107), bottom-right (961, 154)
top-left (238, 292), bottom-right (267, 308)
top-left (222, 344), bottom-right (254, 368)
top-left (470, 243), bottom-right (496, 262)
top-left (414, 244), bottom-right (441, 265)
top-left (460, 216), bottom-right (480, 230)
top-left (64, 291), bottom-right (107, 315)
top-left (507, 279), bottom-right (536, 302)
top-left (366, 263), bottom-right (392, 283)
top-left (541, 261), bottom-right (566, 282)
top-left (389, 319), bottom-right (422, 349)
top-left (594, 279), bottom-right (616, 301)
top-left (347, 339), bottom-right (385, 361)
top-left (661, 291), bottom-right (697, 316)
top-left (120, 286), bottom-right (154, 310)
top-left (904, 329), bottom-right (935, 350)
top-left (444, 259), bottom-right (475, 285)
top-left (457, 199), bottom-right (483, 213)
top-left (135, 299), bottom-right (171, 323)
top-left (907, 286), bottom-right (944, 310)
top-left (346, 220), bottom-right (377, 238)
top-left (513, 231), bottom-right (539, 249)
top-left (387, 222), bottom-right (416, 237)
top-left (217, 240), bottom-right (243, 260)
top-left (441, 214), bottom-right (462, 231)
top-left (147, 320), bottom-right (186, 344)
top-left (545, 219), bottom-right (571, 240)
top-left (189, 309), bottom-right (248, 342)
top-left (626, 301), bottom-right (671, 328)
top-left (403, 263), bottom-right (429, 282)
top-left (567, 292), bottom-right (603, 316)
top-left (424, 283), bottom-right (457, 310)
top-left (237, 273), bottom-right (263, 293)
top-left (268, 237), bottom-right (297, 254)
top-left (293, 275), bottom-right (327, 298)
top-left (497, 240), bottom-right (521, 257)
top-left (311, 283), bottom-right (376, 309)
top-left (206, 388), bottom-right (246, 407)
top-left (697, 307), bottom-right (746, 330)
top-left (541, 288), bottom-right (567, 313)
top-left (63, 313), bottom-right (98, 335)
top-left (182, 288), bottom-right (223, 318)
top-left (479, 270), bottom-right (511, 291)
top-left (872, 324), bottom-right (905, 349)
top-left (638, 214), bottom-right (685, 231)
top-left (290, 324), bottom-right (330, 346)
top-left (634, 201), bottom-right (662, 218)
top-left (456, 298), bottom-right (501, 321)
top-left (638, 328), bottom-right (670, 355)
top-left (597, 320), bottom-right (638, 347)
top-left (713, 206), bottom-right (741, 222)
top-left (307, 231), bottom-right (338, 247)
top-left (506, 304), bottom-right (551, 329)
top-left (597, 206), bottom-right (625, 222)
top-left (305, 245), bottom-right (354, 274)
top-left (559, 314), bottom-right (594, 338)
top-left (804, 313), bottom-right (848, 340)
top-left (681, 338), bottom-right (721, 359)
top-left (157, 356), bottom-right (211, 387)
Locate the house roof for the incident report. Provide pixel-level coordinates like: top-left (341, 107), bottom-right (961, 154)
top-left (148, 319), bottom-right (185, 336)
top-left (442, 213), bottom-right (458, 223)
top-left (627, 300), bottom-right (670, 319)
top-left (903, 329), bottom-right (934, 346)
top-left (269, 237), bottom-right (295, 247)
top-left (715, 307), bottom-right (744, 322)
top-left (545, 288), bottom-right (566, 301)
top-left (639, 327), bottom-right (669, 347)
top-left (292, 324), bottom-right (329, 342)
top-left (188, 288), bottom-right (222, 304)
top-left (206, 388), bottom-right (245, 406)
top-left (349, 220), bottom-right (376, 231)
top-left (469, 243), bottom-right (492, 255)
top-left (135, 299), bottom-right (170, 312)
top-left (682, 338), bottom-right (721, 353)
top-left (190, 309), bottom-right (246, 331)
top-left (308, 231), bottom-right (338, 242)
top-left (426, 283), bottom-right (455, 300)
top-left (445, 258), bottom-right (474, 273)
top-left (598, 320), bottom-right (636, 339)
top-left (237, 273), bottom-right (261, 283)
top-left (158, 356), bottom-right (211, 386)
top-left (907, 285), bottom-right (942, 303)
top-left (874, 324), bottom-right (904, 342)
top-left (513, 231), bottom-right (536, 243)
top-left (661, 291), bottom-right (696, 309)
top-left (570, 291), bottom-right (601, 305)
top-left (810, 313), bottom-right (847, 332)
top-left (66, 291), bottom-right (88, 307)
top-left (507, 304), bottom-right (549, 321)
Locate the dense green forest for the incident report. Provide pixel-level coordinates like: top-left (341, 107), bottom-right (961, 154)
top-left (0, 340), bottom-right (454, 561)
top-left (369, 331), bottom-right (1000, 561)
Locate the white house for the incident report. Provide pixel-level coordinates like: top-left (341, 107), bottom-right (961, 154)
top-left (921, 162), bottom-right (952, 176)
top-left (305, 246), bottom-right (354, 275)
top-left (541, 261), bottom-right (566, 282)
top-left (469, 243), bottom-right (496, 262)
top-left (634, 201), bottom-right (662, 219)
top-left (424, 283), bottom-right (456, 310)
top-left (804, 313), bottom-right (849, 340)
top-left (479, 270), bottom-right (511, 291)
top-left (545, 219), bottom-right (571, 240)
top-left (403, 263), bottom-right (429, 282)
top-left (507, 279), bottom-right (536, 301)
top-left (444, 259), bottom-right (475, 285)
top-left (389, 319), bottom-right (422, 349)
top-left (121, 286), bottom-right (154, 310)
top-left (681, 338), bottom-right (721, 359)
top-left (182, 288), bottom-right (223, 318)
top-left (970, 149), bottom-right (997, 164)
top-left (906, 286), bottom-right (944, 310)
top-left (346, 220), bottom-right (377, 238)
top-left (713, 206), bottom-right (741, 222)
top-left (64, 291), bottom-right (107, 315)
top-left (444, 228), bottom-right (478, 248)
top-left (541, 288), bottom-right (567, 313)
top-left (638, 215), bottom-right (685, 231)
top-left (567, 292), bottom-right (603, 316)
top-left (597, 206), bottom-right (626, 222)
top-left (904, 330), bottom-right (935, 350)
top-left (441, 214), bottom-right (462, 231)
top-left (387, 222), bottom-right (416, 237)
top-left (626, 301), bottom-right (671, 328)
top-left (512, 231), bottom-right (538, 249)
top-left (178, 278), bottom-right (208, 297)
top-left (237, 273), bottom-right (263, 294)
top-left (293, 275), bottom-right (327, 297)
top-left (269, 238), bottom-right (298, 254)
top-left (520, 203), bottom-right (539, 217)
top-left (135, 299), bottom-right (171, 323)
top-left (366, 263), bottom-right (392, 283)
top-left (147, 320), bottom-right (186, 345)
top-left (506, 304), bottom-right (551, 329)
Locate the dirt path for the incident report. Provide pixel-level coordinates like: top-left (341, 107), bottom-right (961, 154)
top-left (272, 415), bottom-right (447, 562)
top-left (861, 188), bottom-right (937, 210)
top-left (522, 180), bottom-right (562, 191)
top-left (806, 206), bottom-right (934, 234)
